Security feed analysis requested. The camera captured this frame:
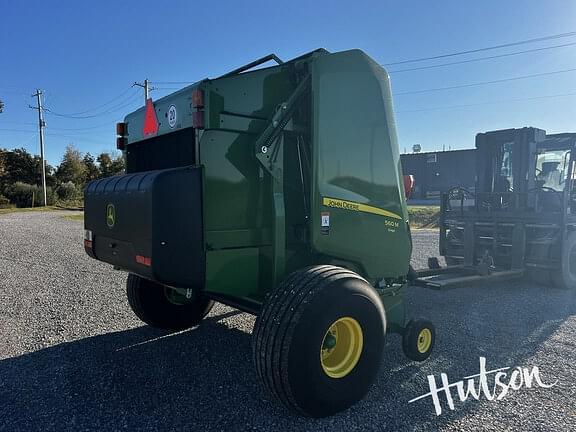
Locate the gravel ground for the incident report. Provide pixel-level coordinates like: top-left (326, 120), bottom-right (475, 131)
top-left (1, 212), bottom-right (575, 431)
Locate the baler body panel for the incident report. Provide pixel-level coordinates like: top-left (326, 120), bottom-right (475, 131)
top-left (197, 66), bottom-right (298, 299)
top-left (311, 50), bottom-right (411, 279)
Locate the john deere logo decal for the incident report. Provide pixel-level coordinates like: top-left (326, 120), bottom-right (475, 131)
top-left (106, 204), bottom-right (116, 228)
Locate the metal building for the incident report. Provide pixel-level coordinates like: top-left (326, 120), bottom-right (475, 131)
top-left (400, 149), bottom-right (476, 203)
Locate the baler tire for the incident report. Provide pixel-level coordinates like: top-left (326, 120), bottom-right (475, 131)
top-left (552, 232), bottom-right (576, 290)
top-left (126, 273), bottom-right (214, 330)
top-left (252, 265), bottom-right (386, 418)
top-left (402, 319), bottom-right (435, 362)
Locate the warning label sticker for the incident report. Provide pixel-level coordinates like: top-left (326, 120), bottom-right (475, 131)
top-left (321, 212), bottom-right (330, 235)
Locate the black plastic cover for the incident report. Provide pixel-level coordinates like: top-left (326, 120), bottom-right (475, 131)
top-left (84, 166), bottom-right (204, 289)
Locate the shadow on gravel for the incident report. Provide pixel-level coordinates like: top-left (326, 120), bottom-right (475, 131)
top-left (1, 283), bottom-right (575, 432)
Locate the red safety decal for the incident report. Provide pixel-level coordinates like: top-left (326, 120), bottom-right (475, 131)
top-left (142, 98), bottom-right (159, 137)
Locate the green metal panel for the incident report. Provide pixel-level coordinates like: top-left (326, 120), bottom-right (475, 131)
top-left (381, 291), bottom-right (406, 332)
top-left (199, 65), bottom-right (297, 297)
top-left (205, 248), bottom-right (259, 296)
top-left (200, 129), bottom-right (270, 232)
top-left (310, 49), bottom-right (411, 281)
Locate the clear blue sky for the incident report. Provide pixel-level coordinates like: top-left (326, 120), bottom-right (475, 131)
top-left (1, 0), bottom-right (575, 166)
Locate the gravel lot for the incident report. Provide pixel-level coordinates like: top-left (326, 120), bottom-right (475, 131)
top-left (1, 211), bottom-right (575, 431)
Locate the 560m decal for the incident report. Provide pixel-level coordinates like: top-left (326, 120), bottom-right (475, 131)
top-left (322, 197), bottom-right (403, 221)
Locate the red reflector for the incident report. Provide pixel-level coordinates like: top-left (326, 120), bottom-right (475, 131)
top-left (143, 99), bottom-right (159, 137)
top-left (404, 175), bottom-right (415, 199)
top-left (192, 111), bottom-right (204, 129)
top-left (84, 239), bottom-right (93, 249)
top-left (116, 137), bottom-right (127, 151)
top-left (136, 255), bottom-right (152, 267)
top-left (116, 122), bottom-right (126, 136)
top-left (192, 88), bottom-right (204, 108)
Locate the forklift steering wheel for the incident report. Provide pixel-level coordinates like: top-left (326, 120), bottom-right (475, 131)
top-left (528, 186), bottom-right (563, 209)
top-left (447, 186), bottom-right (475, 200)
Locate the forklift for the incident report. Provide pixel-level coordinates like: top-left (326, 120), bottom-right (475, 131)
top-left (414, 127), bottom-right (576, 290)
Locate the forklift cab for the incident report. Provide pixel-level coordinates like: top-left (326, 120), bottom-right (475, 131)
top-left (534, 134), bottom-right (576, 213)
top-left (473, 128), bottom-right (576, 214)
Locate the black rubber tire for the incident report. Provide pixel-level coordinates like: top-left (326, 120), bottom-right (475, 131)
top-left (552, 232), bottom-right (576, 290)
top-left (402, 319), bottom-right (435, 362)
top-left (126, 273), bottom-right (214, 330)
top-left (252, 265), bottom-right (386, 418)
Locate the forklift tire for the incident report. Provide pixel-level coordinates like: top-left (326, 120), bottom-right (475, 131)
top-left (126, 273), bottom-right (214, 330)
top-left (252, 265), bottom-right (386, 417)
top-left (402, 319), bottom-right (435, 362)
top-left (552, 232), bottom-right (576, 290)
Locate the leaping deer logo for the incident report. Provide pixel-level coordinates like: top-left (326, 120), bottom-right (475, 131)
top-left (106, 204), bottom-right (116, 228)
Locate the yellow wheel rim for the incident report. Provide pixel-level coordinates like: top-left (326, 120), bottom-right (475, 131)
top-left (417, 328), bottom-right (432, 353)
top-left (320, 317), bottom-right (363, 378)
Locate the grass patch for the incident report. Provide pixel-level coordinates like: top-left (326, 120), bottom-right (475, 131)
top-left (63, 214), bottom-right (84, 221)
top-left (0, 205), bottom-right (61, 215)
top-left (0, 205), bottom-right (83, 215)
top-left (408, 205), bottom-right (440, 229)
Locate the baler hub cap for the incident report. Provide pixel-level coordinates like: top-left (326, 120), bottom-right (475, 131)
top-left (417, 328), bottom-right (432, 353)
top-left (320, 317), bottom-right (363, 378)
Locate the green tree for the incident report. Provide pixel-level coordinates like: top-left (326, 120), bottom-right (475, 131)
top-left (56, 144), bottom-right (87, 185)
top-left (0, 147), bottom-right (56, 194)
top-left (0, 148), bottom-right (39, 192)
top-left (96, 152), bottom-right (112, 177)
top-left (83, 153), bottom-right (100, 182)
top-left (97, 152), bottom-right (125, 177)
top-left (109, 152), bottom-right (126, 176)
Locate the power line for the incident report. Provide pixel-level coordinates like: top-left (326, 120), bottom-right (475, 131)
top-left (49, 122), bottom-right (114, 132)
top-left (389, 41), bottom-right (576, 73)
top-left (47, 86), bottom-right (135, 116)
top-left (44, 132), bottom-right (109, 145)
top-left (383, 31), bottom-right (576, 66)
top-left (150, 81), bottom-right (196, 85)
top-left (395, 67), bottom-right (576, 95)
top-left (0, 121), bottom-right (38, 126)
top-left (395, 91), bottom-right (576, 113)
top-left (45, 91), bottom-right (141, 119)
top-left (0, 128), bottom-right (38, 133)
top-left (45, 91), bottom-right (139, 119)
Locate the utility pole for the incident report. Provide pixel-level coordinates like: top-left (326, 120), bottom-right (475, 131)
top-left (133, 79), bottom-right (155, 103)
top-left (30, 90), bottom-right (47, 206)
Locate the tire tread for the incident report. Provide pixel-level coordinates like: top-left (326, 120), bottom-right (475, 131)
top-left (253, 265), bottom-right (368, 414)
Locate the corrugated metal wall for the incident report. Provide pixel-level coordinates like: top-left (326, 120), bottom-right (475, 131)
top-left (400, 149), bottom-right (476, 201)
